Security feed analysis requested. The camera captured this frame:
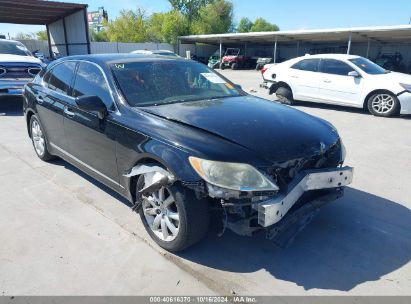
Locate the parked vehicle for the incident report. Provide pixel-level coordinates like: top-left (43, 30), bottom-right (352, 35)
top-left (0, 39), bottom-right (44, 98)
top-left (255, 57), bottom-right (272, 70)
top-left (131, 49), bottom-right (179, 57)
top-left (375, 52), bottom-right (403, 71)
top-left (220, 48), bottom-right (254, 70)
top-left (207, 54), bottom-right (220, 69)
top-left (24, 54), bottom-right (353, 251)
top-left (262, 54), bottom-right (411, 117)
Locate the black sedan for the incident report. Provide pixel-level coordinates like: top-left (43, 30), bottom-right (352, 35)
top-left (23, 54), bottom-right (353, 251)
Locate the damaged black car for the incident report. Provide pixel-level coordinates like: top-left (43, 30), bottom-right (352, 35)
top-left (23, 54), bottom-right (353, 252)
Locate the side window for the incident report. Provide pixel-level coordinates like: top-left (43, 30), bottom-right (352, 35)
top-left (72, 62), bottom-right (114, 111)
top-left (320, 59), bottom-right (355, 76)
top-left (291, 59), bottom-right (320, 72)
top-left (47, 62), bottom-right (76, 94)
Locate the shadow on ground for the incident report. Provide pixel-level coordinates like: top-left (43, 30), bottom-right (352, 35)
top-left (0, 97), bottom-right (23, 116)
top-left (179, 187), bottom-right (411, 291)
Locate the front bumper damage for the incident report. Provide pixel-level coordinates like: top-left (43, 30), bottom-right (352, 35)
top-left (254, 166), bottom-right (353, 227)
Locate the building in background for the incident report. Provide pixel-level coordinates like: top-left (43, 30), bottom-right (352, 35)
top-left (88, 6), bottom-right (108, 33)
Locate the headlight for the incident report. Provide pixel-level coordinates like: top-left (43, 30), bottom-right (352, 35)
top-left (399, 83), bottom-right (411, 92)
top-left (189, 157), bottom-right (279, 191)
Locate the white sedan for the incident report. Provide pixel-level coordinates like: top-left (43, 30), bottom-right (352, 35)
top-left (261, 54), bottom-right (411, 117)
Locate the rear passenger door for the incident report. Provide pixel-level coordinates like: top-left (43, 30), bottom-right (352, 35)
top-left (288, 58), bottom-right (321, 101)
top-left (318, 59), bottom-right (364, 106)
top-left (63, 61), bottom-right (119, 186)
top-left (36, 61), bottom-right (76, 151)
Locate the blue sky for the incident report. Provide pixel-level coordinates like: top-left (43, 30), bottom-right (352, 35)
top-left (2, 0), bottom-right (411, 38)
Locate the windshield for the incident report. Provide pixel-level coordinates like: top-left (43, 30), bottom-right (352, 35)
top-left (153, 51), bottom-right (178, 57)
top-left (349, 57), bottom-right (388, 75)
top-left (111, 60), bottom-right (242, 106)
top-left (0, 41), bottom-right (32, 56)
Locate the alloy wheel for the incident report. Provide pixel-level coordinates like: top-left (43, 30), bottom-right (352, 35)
top-left (371, 94), bottom-right (395, 114)
top-left (31, 120), bottom-right (45, 156)
top-left (142, 186), bottom-right (180, 242)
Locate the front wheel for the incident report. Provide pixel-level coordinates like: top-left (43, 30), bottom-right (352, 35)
top-left (367, 92), bottom-right (400, 117)
top-left (138, 178), bottom-right (210, 252)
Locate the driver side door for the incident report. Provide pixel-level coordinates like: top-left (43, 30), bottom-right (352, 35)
top-left (63, 61), bottom-right (120, 187)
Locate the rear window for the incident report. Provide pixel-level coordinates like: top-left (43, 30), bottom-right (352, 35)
top-left (291, 59), bottom-right (320, 72)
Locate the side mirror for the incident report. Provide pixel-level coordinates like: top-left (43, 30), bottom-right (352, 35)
top-left (234, 84), bottom-right (242, 90)
top-left (348, 71), bottom-right (361, 78)
top-left (75, 95), bottom-right (107, 119)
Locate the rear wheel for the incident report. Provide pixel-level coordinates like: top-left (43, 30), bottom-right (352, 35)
top-left (137, 177), bottom-right (210, 252)
top-left (231, 62), bottom-right (238, 70)
top-left (367, 92), bottom-right (400, 117)
top-left (220, 63), bottom-right (225, 70)
top-left (276, 86), bottom-right (294, 105)
top-left (30, 115), bottom-right (54, 161)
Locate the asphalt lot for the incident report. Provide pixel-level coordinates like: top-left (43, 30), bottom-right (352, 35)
top-left (1, 70), bottom-right (411, 296)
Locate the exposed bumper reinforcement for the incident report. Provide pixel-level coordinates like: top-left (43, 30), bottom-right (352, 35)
top-left (253, 166), bottom-right (353, 227)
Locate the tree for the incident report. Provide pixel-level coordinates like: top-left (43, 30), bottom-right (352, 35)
top-left (105, 9), bottom-right (149, 42)
top-left (192, 0), bottom-right (234, 34)
top-left (249, 17), bottom-right (279, 32)
top-left (237, 17), bottom-right (252, 33)
top-left (148, 11), bottom-right (188, 44)
top-left (168, 0), bottom-right (214, 30)
top-left (91, 29), bottom-right (108, 42)
top-left (36, 30), bottom-right (48, 41)
top-left (14, 32), bottom-right (35, 40)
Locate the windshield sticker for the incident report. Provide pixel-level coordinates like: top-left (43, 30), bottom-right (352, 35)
top-left (114, 63), bottom-right (125, 69)
top-left (200, 73), bottom-right (226, 84)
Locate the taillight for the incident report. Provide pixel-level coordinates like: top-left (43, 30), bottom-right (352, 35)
top-left (261, 67), bottom-right (267, 76)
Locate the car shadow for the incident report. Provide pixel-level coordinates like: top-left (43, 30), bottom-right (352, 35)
top-left (48, 158), bottom-right (132, 207)
top-left (0, 97), bottom-right (24, 116)
top-left (291, 100), bottom-right (411, 119)
top-left (44, 157), bottom-right (411, 292)
top-left (178, 187), bottom-right (411, 291)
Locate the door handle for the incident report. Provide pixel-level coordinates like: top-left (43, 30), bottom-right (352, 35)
top-left (64, 107), bottom-right (75, 118)
top-left (323, 79), bottom-right (331, 83)
top-left (291, 75), bottom-right (298, 78)
top-left (36, 95), bottom-right (44, 104)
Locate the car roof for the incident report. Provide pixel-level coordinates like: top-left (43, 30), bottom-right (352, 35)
top-left (301, 53), bottom-right (361, 60)
top-left (56, 53), bottom-right (186, 65)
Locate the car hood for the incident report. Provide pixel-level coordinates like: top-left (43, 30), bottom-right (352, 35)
top-left (0, 54), bottom-right (41, 64)
top-left (372, 71), bottom-right (411, 83)
top-left (141, 96), bottom-right (340, 163)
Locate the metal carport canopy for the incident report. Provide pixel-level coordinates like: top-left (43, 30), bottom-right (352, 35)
top-left (0, 0), bottom-right (90, 57)
top-left (179, 25), bottom-right (411, 44)
top-left (0, 0), bottom-right (86, 25)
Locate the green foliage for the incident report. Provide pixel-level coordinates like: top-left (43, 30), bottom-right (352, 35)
top-left (237, 17), bottom-right (253, 33)
top-left (105, 9), bottom-right (149, 42)
top-left (249, 17), bottom-right (279, 32)
top-left (36, 30), bottom-right (48, 41)
top-left (191, 0), bottom-right (234, 34)
top-left (91, 29), bottom-right (109, 42)
top-left (168, 0), bottom-right (214, 25)
top-left (148, 11), bottom-right (189, 44)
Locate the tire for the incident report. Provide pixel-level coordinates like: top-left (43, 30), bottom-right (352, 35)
top-left (231, 62), bottom-right (238, 70)
top-left (137, 177), bottom-right (210, 252)
top-left (276, 86), bottom-right (294, 105)
top-left (29, 114), bottom-right (54, 161)
top-left (367, 92), bottom-right (400, 117)
top-left (220, 63), bottom-right (225, 70)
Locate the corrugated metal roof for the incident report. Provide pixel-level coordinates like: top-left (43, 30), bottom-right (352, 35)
top-left (179, 25), bottom-right (411, 44)
top-left (0, 0), bottom-right (87, 25)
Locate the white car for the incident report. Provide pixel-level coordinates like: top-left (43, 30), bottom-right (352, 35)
top-left (261, 54), bottom-right (411, 117)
